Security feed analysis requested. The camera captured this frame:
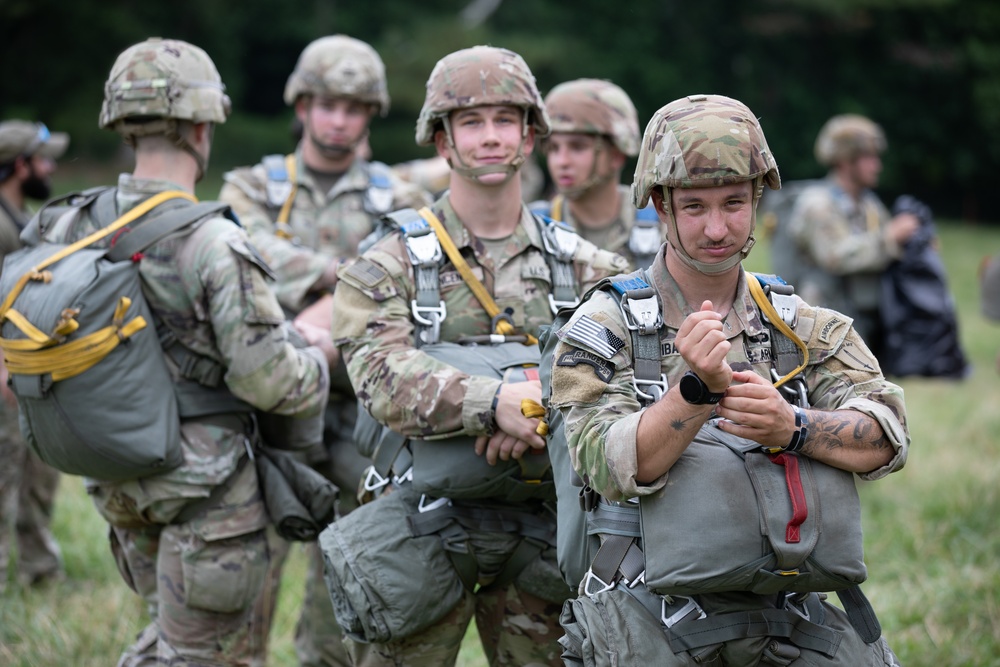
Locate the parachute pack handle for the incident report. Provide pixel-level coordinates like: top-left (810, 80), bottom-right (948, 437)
top-left (0, 190), bottom-right (196, 327)
top-left (417, 207), bottom-right (537, 345)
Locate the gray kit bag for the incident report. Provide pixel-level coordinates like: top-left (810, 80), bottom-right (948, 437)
top-left (0, 189), bottom-right (226, 481)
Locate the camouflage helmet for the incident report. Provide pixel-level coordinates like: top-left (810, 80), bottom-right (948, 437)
top-left (100, 37), bottom-right (231, 132)
top-left (545, 78), bottom-right (640, 156)
top-left (632, 94), bottom-right (780, 275)
top-left (283, 35), bottom-right (390, 116)
top-left (814, 114), bottom-right (886, 166)
top-left (633, 94), bottom-right (780, 209)
top-left (415, 45), bottom-right (550, 146)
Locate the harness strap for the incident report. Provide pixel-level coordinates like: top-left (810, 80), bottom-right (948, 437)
top-left (747, 272), bottom-right (809, 388)
top-left (836, 584), bottom-right (882, 644)
top-left (537, 215), bottom-right (581, 313)
top-left (664, 606), bottom-right (843, 658)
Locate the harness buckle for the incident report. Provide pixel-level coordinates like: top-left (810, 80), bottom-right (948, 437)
top-left (393, 466), bottom-right (413, 486)
top-left (661, 595), bottom-right (707, 628)
top-left (362, 466), bottom-right (390, 493)
top-left (634, 374), bottom-right (668, 403)
top-left (782, 592), bottom-right (812, 621)
top-left (765, 292), bottom-right (798, 329)
top-left (541, 219), bottom-right (580, 262)
top-left (403, 224), bottom-right (443, 268)
top-left (771, 369), bottom-right (808, 408)
top-left (548, 293), bottom-right (580, 315)
top-left (417, 494), bottom-right (452, 513)
top-left (617, 292), bottom-right (662, 336)
top-left (581, 568), bottom-right (615, 598)
top-left (411, 300), bottom-right (446, 343)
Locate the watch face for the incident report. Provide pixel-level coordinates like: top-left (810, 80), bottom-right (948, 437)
top-left (679, 372), bottom-right (705, 404)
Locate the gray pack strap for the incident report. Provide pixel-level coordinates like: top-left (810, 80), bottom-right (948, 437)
top-left (173, 379), bottom-right (253, 418)
top-left (609, 271), bottom-right (666, 404)
top-left (106, 201), bottom-right (230, 262)
top-left (836, 585), bottom-right (882, 644)
top-left (393, 208), bottom-right (445, 346)
top-left (535, 215), bottom-right (580, 313)
top-left (665, 606), bottom-right (843, 658)
top-left (587, 499), bottom-right (641, 538)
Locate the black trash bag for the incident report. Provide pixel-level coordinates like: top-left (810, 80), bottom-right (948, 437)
top-left (880, 195), bottom-right (970, 379)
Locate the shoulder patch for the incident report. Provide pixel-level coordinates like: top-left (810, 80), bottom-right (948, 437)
top-left (817, 313), bottom-right (849, 344)
top-left (563, 315), bottom-right (626, 359)
top-left (343, 257), bottom-right (389, 288)
top-left (557, 349), bottom-right (615, 383)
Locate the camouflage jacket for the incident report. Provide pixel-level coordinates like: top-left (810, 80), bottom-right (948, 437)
top-left (219, 144), bottom-right (431, 314)
top-left (549, 247), bottom-right (909, 502)
top-left (42, 175), bottom-right (328, 504)
top-left (786, 176), bottom-right (901, 316)
top-left (331, 195), bottom-right (630, 439)
top-left (530, 185), bottom-right (666, 270)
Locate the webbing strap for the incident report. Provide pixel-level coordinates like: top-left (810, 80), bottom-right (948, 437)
top-left (746, 271), bottom-right (809, 388)
top-left (0, 190), bottom-right (195, 321)
top-left (536, 215), bottom-right (580, 312)
top-left (275, 154), bottom-right (298, 239)
top-left (106, 201), bottom-right (230, 262)
top-left (665, 606), bottom-right (843, 657)
top-left (836, 585), bottom-right (882, 644)
top-left (417, 207), bottom-right (537, 345)
top-left (768, 452), bottom-right (808, 543)
top-left (551, 195), bottom-right (564, 222)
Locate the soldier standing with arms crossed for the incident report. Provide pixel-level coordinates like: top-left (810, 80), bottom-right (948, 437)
top-left (0, 119), bottom-right (68, 593)
top-left (29, 38), bottom-right (331, 665)
top-left (531, 79), bottom-right (665, 270)
top-left (328, 45), bottom-right (628, 666)
top-left (219, 34), bottom-right (430, 667)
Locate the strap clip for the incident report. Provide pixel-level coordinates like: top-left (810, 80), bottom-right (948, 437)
top-left (661, 595), bottom-right (707, 628)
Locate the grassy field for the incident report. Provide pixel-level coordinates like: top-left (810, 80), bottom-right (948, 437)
top-left (1, 211), bottom-right (999, 665)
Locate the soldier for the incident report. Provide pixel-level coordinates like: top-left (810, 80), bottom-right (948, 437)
top-left (0, 119), bottom-right (68, 593)
top-left (530, 78), bottom-right (665, 269)
top-left (38, 37), bottom-right (330, 665)
top-left (550, 94), bottom-right (908, 665)
top-left (218, 34), bottom-right (431, 666)
top-left (327, 46), bottom-right (628, 666)
top-left (786, 114), bottom-right (920, 355)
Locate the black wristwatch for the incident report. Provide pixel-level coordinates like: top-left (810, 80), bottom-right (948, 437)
top-left (679, 370), bottom-right (725, 405)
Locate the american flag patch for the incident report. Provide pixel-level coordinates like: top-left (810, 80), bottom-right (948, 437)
top-left (564, 315), bottom-right (625, 359)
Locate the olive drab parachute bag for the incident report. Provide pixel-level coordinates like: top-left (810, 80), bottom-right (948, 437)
top-left (0, 187), bottom-right (229, 481)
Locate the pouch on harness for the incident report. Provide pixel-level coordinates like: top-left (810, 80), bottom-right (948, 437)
top-left (0, 189), bottom-right (236, 481)
top-left (543, 269), bottom-right (884, 662)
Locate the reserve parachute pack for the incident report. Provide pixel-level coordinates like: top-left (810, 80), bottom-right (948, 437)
top-left (541, 269), bottom-right (883, 656)
top-left (0, 187), bottom-right (232, 481)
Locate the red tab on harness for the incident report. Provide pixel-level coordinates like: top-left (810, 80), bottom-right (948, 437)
top-left (768, 452), bottom-right (807, 543)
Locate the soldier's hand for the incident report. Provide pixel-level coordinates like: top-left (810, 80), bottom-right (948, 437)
top-left (493, 380), bottom-right (546, 451)
top-left (889, 212), bottom-right (920, 246)
top-left (714, 370), bottom-right (797, 449)
top-left (294, 320), bottom-right (339, 367)
top-left (674, 300), bottom-right (732, 392)
top-left (475, 431), bottom-right (537, 465)
top-left (294, 293), bottom-right (334, 331)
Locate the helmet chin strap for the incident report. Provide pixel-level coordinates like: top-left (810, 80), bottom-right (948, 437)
top-left (558, 137), bottom-right (613, 201)
top-left (309, 128), bottom-right (369, 161)
top-left (663, 178), bottom-right (763, 275)
top-left (442, 116), bottom-right (526, 185)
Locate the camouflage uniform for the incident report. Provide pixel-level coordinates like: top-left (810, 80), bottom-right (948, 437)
top-left (219, 34), bottom-right (431, 667)
top-left (787, 177), bottom-right (900, 344)
top-left (54, 38), bottom-right (329, 666)
top-left (0, 120), bottom-right (67, 593)
top-left (550, 95), bottom-right (907, 666)
top-left (329, 46), bottom-right (630, 667)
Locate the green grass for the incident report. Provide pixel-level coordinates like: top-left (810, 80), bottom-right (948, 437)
top-left (2, 210), bottom-right (1000, 665)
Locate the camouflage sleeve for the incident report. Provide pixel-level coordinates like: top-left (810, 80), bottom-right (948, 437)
top-left (329, 236), bottom-right (498, 438)
top-left (795, 302), bottom-right (909, 480)
top-left (219, 170), bottom-right (329, 312)
top-left (571, 237), bottom-right (630, 291)
top-left (791, 188), bottom-right (897, 275)
top-left (549, 290), bottom-right (657, 501)
top-left (183, 217), bottom-right (329, 417)
top-left (389, 173), bottom-right (434, 211)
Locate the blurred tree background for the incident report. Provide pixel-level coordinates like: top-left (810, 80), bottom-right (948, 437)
top-left (2, 0), bottom-right (998, 221)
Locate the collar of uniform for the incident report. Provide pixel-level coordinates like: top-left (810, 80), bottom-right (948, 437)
top-left (117, 173), bottom-right (192, 214)
top-left (293, 143), bottom-right (371, 202)
top-left (646, 249), bottom-right (765, 339)
top-left (433, 195), bottom-right (541, 269)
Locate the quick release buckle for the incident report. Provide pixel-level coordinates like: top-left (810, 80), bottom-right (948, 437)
top-left (548, 294), bottom-right (580, 315)
top-left (633, 375), bottom-right (668, 403)
top-left (661, 595), bottom-right (707, 628)
top-left (617, 289), bottom-right (662, 336)
top-left (411, 300), bottom-right (446, 344)
top-left (766, 292), bottom-right (798, 329)
top-left (581, 569), bottom-right (615, 598)
top-left (402, 221), bottom-right (443, 268)
top-left (417, 494), bottom-right (452, 513)
top-left (541, 219), bottom-right (580, 262)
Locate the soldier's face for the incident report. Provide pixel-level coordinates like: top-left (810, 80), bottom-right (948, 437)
top-left (664, 182), bottom-right (754, 263)
top-left (298, 96), bottom-right (373, 158)
top-left (544, 133), bottom-right (620, 194)
top-left (20, 154), bottom-right (56, 201)
top-left (438, 105), bottom-right (533, 185)
top-left (849, 153), bottom-right (882, 190)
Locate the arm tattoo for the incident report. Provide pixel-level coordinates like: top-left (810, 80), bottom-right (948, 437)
top-left (805, 411), bottom-right (891, 453)
top-left (670, 414), bottom-right (701, 432)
